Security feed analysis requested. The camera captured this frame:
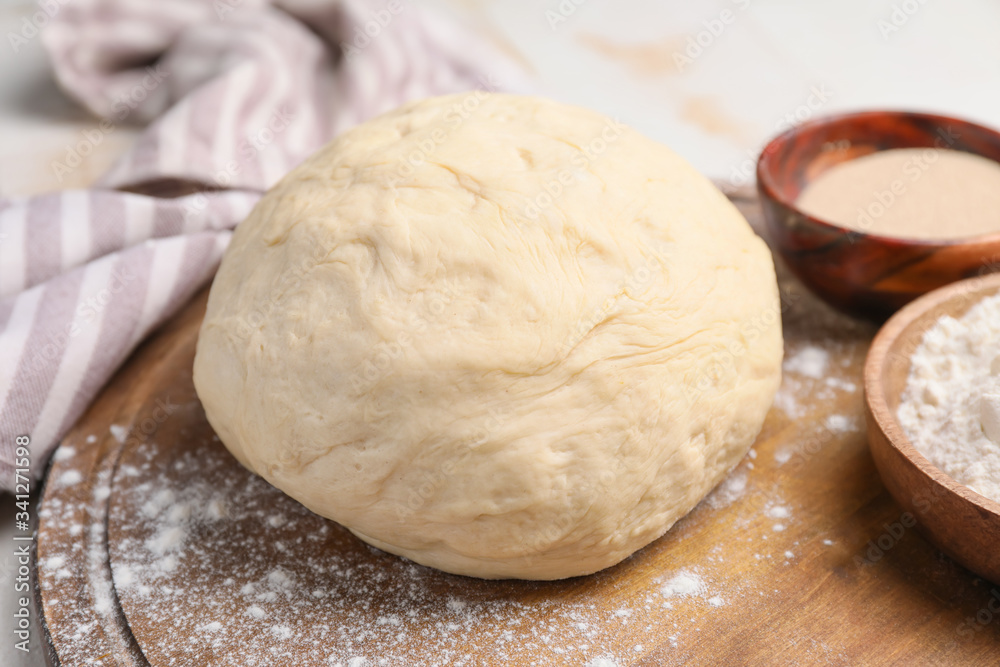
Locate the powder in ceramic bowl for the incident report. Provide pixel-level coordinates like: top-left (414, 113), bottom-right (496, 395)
top-left (796, 148), bottom-right (1000, 240)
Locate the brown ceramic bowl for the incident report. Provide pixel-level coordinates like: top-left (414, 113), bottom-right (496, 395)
top-left (757, 110), bottom-right (1000, 321)
top-left (865, 272), bottom-right (1000, 583)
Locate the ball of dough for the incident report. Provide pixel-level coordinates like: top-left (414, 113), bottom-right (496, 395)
top-left (193, 93), bottom-right (782, 580)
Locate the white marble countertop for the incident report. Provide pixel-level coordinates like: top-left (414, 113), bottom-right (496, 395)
top-left (2, 0), bottom-right (999, 665)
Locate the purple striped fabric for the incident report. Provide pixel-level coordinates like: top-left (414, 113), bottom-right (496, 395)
top-left (0, 0), bottom-right (530, 490)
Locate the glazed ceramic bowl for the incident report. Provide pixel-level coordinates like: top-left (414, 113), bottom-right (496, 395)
top-left (865, 273), bottom-right (1000, 583)
top-left (757, 110), bottom-right (1000, 320)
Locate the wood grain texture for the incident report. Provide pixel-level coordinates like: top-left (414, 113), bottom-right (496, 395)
top-left (34, 194), bottom-right (1000, 666)
top-left (865, 273), bottom-right (1000, 585)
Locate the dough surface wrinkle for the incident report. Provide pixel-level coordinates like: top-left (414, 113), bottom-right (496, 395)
top-left (193, 93), bottom-right (782, 580)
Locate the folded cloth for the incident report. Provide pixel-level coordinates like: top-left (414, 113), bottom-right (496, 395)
top-left (0, 0), bottom-right (531, 490)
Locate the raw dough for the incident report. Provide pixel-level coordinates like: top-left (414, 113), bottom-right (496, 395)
top-left (193, 93), bottom-right (783, 580)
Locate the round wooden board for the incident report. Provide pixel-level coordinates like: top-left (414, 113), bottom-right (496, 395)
top-left (35, 194), bottom-right (1000, 666)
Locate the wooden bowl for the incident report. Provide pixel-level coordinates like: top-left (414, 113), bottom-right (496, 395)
top-left (757, 110), bottom-right (1000, 321)
top-left (865, 272), bottom-right (1000, 583)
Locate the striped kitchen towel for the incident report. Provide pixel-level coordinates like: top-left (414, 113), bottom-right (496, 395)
top-left (0, 0), bottom-right (531, 490)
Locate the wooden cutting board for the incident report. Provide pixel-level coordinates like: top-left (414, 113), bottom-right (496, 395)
top-left (34, 193), bottom-right (1000, 666)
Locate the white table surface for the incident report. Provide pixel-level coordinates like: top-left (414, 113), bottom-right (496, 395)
top-left (2, 0), bottom-right (999, 665)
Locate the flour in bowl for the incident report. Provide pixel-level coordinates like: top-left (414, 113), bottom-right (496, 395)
top-left (897, 291), bottom-right (1000, 502)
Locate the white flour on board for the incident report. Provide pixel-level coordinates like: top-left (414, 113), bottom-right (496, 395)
top-left (660, 570), bottom-right (705, 598)
top-left (705, 468), bottom-right (748, 509)
top-left (37, 435), bottom-right (768, 667)
top-left (773, 342), bottom-right (858, 420)
top-left (33, 403), bottom-right (850, 667)
top-left (824, 414), bottom-right (857, 433)
top-left (783, 345), bottom-right (829, 379)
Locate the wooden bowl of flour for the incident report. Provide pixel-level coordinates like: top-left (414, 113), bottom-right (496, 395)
top-left (865, 272), bottom-right (1000, 584)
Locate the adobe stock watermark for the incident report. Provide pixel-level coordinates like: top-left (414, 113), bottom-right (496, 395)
top-left (955, 590), bottom-right (1000, 640)
top-left (923, 587), bottom-right (1000, 663)
top-left (560, 247), bottom-right (669, 356)
top-left (521, 116), bottom-right (627, 220)
top-left (728, 84), bottom-right (835, 188)
top-left (214, 0), bottom-right (254, 20)
top-left (978, 253), bottom-right (1000, 277)
top-left (846, 126), bottom-right (960, 240)
top-left (882, 256), bottom-right (994, 379)
top-left (673, 0), bottom-right (752, 72)
top-left (114, 396), bottom-right (181, 448)
top-left (7, 0), bottom-right (70, 53)
top-left (386, 75), bottom-right (501, 188)
top-left (182, 104), bottom-right (295, 220)
top-left (210, 106), bottom-right (295, 188)
top-left (50, 64), bottom-right (171, 183)
top-left (343, 279), bottom-right (462, 394)
top-left (229, 240), bottom-right (328, 341)
top-left (521, 437), bottom-right (653, 562)
top-left (340, 0), bottom-right (408, 62)
top-left (394, 405), bottom-right (511, 520)
top-left (682, 283), bottom-right (800, 405)
top-left (786, 422), bottom-right (843, 474)
top-left (854, 481), bottom-right (949, 567)
top-left (877, 0), bottom-right (931, 40)
top-left (12, 434), bottom-right (33, 653)
top-left (545, 0), bottom-right (590, 31)
top-left (853, 511), bottom-right (917, 567)
top-left (26, 265), bottom-right (136, 376)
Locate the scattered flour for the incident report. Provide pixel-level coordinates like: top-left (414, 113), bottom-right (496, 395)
top-left (772, 376), bottom-right (806, 419)
top-left (898, 292), bottom-right (1000, 502)
top-left (765, 505), bottom-right (790, 520)
top-left (706, 468), bottom-right (748, 509)
top-left (115, 565), bottom-right (135, 587)
top-left (825, 377), bottom-right (857, 393)
top-left (54, 446), bottom-right (76, 461)
top-left (661, 570), bottom-right (708, 599)
top-left (773, 342), bottom-right (858, 420)
top-left (92, 439), bottom-right (745, 666)
top-left (57, 470), bottom-right (82, 487)
top-left (585, 657), bottom-right (621, 667)
top-left (783, 345), bottom-right (829, 379)
top-left (38, 456), bottom-right (123, 664)
top-left (773, 448), bottom-right (793, 465)
top-left (40, 421), bottom-right (768, 665)
top-left (142, 489), bottom-right (176, 518)
top-left (824, 414), bottom-right (857, 434)
top-left (147, 526), bottom-right (187, 555)
top-left (109, 424), bottom-right (129, 443)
